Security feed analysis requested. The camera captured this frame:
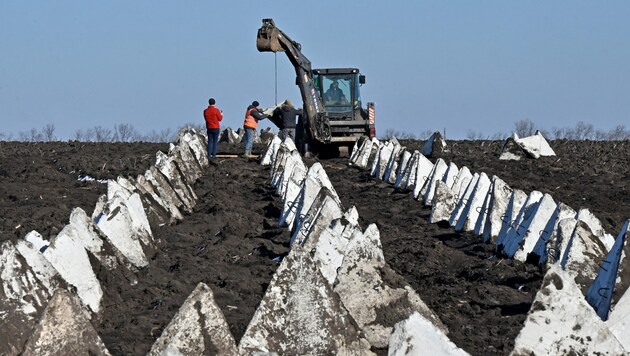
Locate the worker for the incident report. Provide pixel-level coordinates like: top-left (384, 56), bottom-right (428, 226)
top-left (324, 81), bottom-right (346, 104)
top-left (242, 100), bottom-right (269, 158)
top-left (272, 99), bottom-right (301, 141)
top-left (203, 97), bottom-right (223, 162)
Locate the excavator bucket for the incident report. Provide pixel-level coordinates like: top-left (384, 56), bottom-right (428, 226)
top-left (256, 18), bottom-right (284, 52)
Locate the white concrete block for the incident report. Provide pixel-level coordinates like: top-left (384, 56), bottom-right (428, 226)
top-left (1, 241), bottom-right (54, 316)
top-left (25, 230), bottom-right (48, 252)
top-left (335, 224), bottom-right (445, 348)
top-left (95, 194), bottom-right (149, 270)
top-left (261, 135), bottom-right (282, 166)
top-left (608, 277), bottom-right (630, 351)
top-left (450, 166), bottom-right (473, 202)
top-left (511, 265), bottom-right (624, 356)
top-left (482, 176), bottom-right (512, 243)
top-left (168, 142), bottom-right (204, 184)
top-left (358, 137), bottom-right (380, 170)
top-left (472, 181), bottom-right (493, 237)
top-left (442, 162), bottom-right (459, 189)
top-left (531, 202), bottom-right (576, 267)
top-left (148, 283), bottom-right (238, 355)
top-left (560, 220), bottom-right (609, 294)
top-left (554, 217), bottom-right (579, 266)
top-left (155, 151), bottom-right (197, 212)
top-left (577, 208), bottom-right (615, 251)
top-left (373, 140), bottom-right (394, 180)
top-left (302, 207), bottom-right (360, 285)
top-left (383, 142), bottom-right (403, 184)
top-left (0, 240), bottom-right (60, 356)
top-left (238, 248), bottom-right (373, 355)
top-left (291, 188), bottom-right (343, 247)
top-left (180, 129), bottom-right (209, 169)
top-left (145, 166), bottom-right (188, 214)
top-left (498, 190), bottom-right (544, 256)
top-left (276, 151), bottom-right (306, 198)
top-left (278, 175), bottom-right (304, 229)
top-left (455, 172), bottom-right (491, 232)
top-left (219, 127), bottom-right (241, 144)
top-left (270, 144), bottom-right (292, 187)
top-left (495, 189), bottom-right (528, 251)
top-left (421, 131), bottom-right (448, 157)
top-left (430, 181), bottom-right (457, 224)
top-left (397, 150), bottom-right (419, 191)
top-left (511, 194), bottom-right (558, 261)
top-left (69, 207), bottom-right (120, 270)
top-left (411, 153), bottom-right (434, 199)
top-left (516, 131), bottom-right (556, 158)
top-left (389, 312), bottom-right (469, 356)
top-left (393, 150), bottom-right (412, 189)
top-left (135, 173), bottom-right (184, 222)
top-left (587, 220), bottom-right (630, 321)
top-left (22, 289), bottom-right (111, 355)
top-left (420, 158), bottom-right (449, 206)
top-left (43, 225), bottom-right (103, 314)
top-left (448, 173), bottom-right (479, 228)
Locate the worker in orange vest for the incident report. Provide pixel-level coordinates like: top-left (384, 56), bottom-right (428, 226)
top-left (242, 100), bottom-right (269, 158)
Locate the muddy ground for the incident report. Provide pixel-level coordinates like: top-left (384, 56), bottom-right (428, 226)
top-left (0, 138), bottom-right (628, 355)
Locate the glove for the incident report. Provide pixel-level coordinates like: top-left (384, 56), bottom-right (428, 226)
top-left (263, 107), bottom-right (275, 116)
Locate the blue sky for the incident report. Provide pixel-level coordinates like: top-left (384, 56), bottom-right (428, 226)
top-left (1, 1), bottom-right (628, 140)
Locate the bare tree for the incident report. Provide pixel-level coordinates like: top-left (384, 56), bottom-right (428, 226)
top-left (606, 125), bottom-right (629, 140)
top-left (466, 130), bottom-right (486, 140)
top-left (114, 123), bottom-right (139, 142)
top-left (93, 126), bottom-right (113, 142)
top-left (42, 124), bottom-right (56, 142)
top-left (514, 119), bottom-right (535, 137)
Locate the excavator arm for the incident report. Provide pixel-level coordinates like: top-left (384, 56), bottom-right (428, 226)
top-left (256, 19), bottom-right (331, 143)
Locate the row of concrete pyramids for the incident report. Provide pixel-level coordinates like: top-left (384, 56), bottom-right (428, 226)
top-left (349, 135), bottom-right (630, 354)
top-left (0, 128), bottom-right (213, 354)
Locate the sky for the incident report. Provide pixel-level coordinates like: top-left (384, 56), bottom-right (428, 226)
top-left (1, 1), bottom-right (629, 140)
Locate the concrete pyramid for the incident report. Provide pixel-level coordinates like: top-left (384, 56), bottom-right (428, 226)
top-left (389, 312), bottom-right (469, 356)
top-left (393, 150), bottom-right (412, 189)
top-left (0, 240), bottom-right (61, 355)
top-left (608, 281), bottom-right (630, 351)
top-left (148, 283), bottom-right (238, 355)
top-left (511, 265), bottom-right (624, 355)
top-left (421, 131), bottom-right (448, 157)
top-left (483, 176), bottom-right (512, 243)
top-left (42, 224), bottom-right (103, 314)
top-left (219, 127), bottom-right (241, 143)
top-left (587, 220), bottom-right (630, 320)
top-left (496, 189), bottom-right (536, 254)
top-left (383, 141), bottom-right (404, 184)
top-left (420, 158), bottom-right (448, 206)
top-left (560, 220), bottom-right (609, 294)
top-left (430, 180), bottom-right (457, 224)
top-left (448, 173), bottom-right (479, 228)
top-left (500, 131), bottom-right (555, 160)
top-left (22, 289), bottom-right (111, 356)
top-left (238, 247), bottom-right (373, 355)
top-left (411, 153), bottom-right (435, 200)
top-left (530, 202), bottom-right (576, 267)
top-left (454, 172), bottom-right (491, 233)
top-left (261, 135), bottom-right (282, 166)
top-left (334, 224), bottom-right (445, 348)
top-left (511, 193), bottom-right (558, 262)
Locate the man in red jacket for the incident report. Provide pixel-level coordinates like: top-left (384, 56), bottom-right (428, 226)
top-left (203, 98), bottom-right (223, 161)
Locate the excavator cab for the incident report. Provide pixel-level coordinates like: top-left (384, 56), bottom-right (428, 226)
top-left (314, 69), bottom-right (363, 116)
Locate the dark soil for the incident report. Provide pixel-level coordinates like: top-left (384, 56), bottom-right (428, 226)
top-left (1, 138), bottom-right (628, 355)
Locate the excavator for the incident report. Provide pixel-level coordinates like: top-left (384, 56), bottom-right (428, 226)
top-left (256, 18), bottom-right (376, 156)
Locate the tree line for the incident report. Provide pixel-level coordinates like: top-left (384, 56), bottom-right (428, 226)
top-left (382, 120), bottom-right (630, 141)
top-left (1, 120), bottom-right (628, 143)
top-left (0, 123), bottom-right (206, 143)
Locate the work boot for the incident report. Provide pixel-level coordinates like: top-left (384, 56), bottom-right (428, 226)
top-left (241, 150), bottom-right (251, 159)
